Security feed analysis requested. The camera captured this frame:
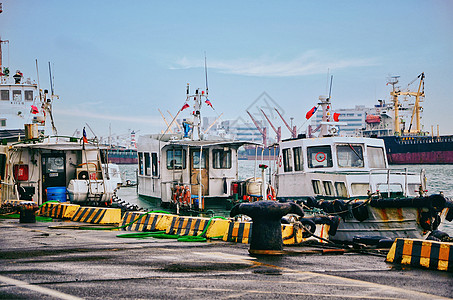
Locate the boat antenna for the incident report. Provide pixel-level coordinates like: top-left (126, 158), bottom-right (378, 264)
top-left (48, 61), bottom-right (54, 96)
top-left (328, 75), bottom-right (333, 100)
top-left (204, 52), bottom-right (209, 96)
top-left (35, 59), bottom-right (41, 100)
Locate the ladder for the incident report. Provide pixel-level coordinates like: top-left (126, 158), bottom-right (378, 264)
top-left (82, 138), bottom-right (107, 204)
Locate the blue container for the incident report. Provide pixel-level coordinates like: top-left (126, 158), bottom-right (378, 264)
top-left (46, 186), bottom-right (67, 202)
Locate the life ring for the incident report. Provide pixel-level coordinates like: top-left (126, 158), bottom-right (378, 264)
top-left (172, 185), bottom-right (181, 203)
top-left (267, 185), bottom-right (276, 200)
top-left (183, 186), bottom-right (191, 206)
top-left (315, 152), bottom-right (326, 162)
top-left (78, 162), bottom-right (98, 170)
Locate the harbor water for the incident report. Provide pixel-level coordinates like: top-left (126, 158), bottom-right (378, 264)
top-left (117, 161), bottom-right (453, 236)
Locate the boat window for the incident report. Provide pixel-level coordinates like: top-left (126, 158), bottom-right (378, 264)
top-left (0, 119), bottom-right (5, 127)
top-left (312, 180), bottom-right (322, 195)
top-left (25, 90), bottom-right (33, 101)
top-left (0, 90), bottom-right (9, 101)
top-left (323, 181), bottom-right (334, 196)
top-left (144, 153), bottom-right (151, 176)
top-left (282, 148), bottom-right (293, 172)
top-left (337, 144), bottom-right (364, 168)
top-left (351, 183), bottom-right (369, 196)
top-left (0, 153), bottom-right (6, 180)
top-left (293, 147), bottom-right (303, 171)
top-left (13, 90), bottom-right (22, 101)
top-left (335, 182), bottom-right (348, 198)
top-left (167, 148), bottom-right (186, 169)
top-left (213, 149), bottom-right (231, 169)
top-left (307, 146), bottom-right (332, 168)
top-left (192, 150), bottom-right (206, 169)
top-left (152, 153), bottom-right (158, 176)
top-left (138, 152), bottom-right (144, 175)
top-left (367, 146), bottom-right (386, 168)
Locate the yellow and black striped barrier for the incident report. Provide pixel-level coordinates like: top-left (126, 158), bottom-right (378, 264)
top-left (71, 206), bottom-right (121, 224)
top-left (166, 216), bottom-right (209, 236)
top-left (386, 238), bottom-right (453, 272)
top-left (120, 212), bottom-right (166, 231)
top-left (38, 203), bottom-right (80, 219)
top-left (223, 221), bottom-right (252, 244)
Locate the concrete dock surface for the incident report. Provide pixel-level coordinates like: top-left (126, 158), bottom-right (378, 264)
top-left (0, 218), bottom-right (452, 300)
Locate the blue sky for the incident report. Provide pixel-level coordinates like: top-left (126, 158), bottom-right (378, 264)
top-left (1, 0), bottom-right (452, 138)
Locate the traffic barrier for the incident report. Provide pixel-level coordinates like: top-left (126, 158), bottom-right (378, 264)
top-left (223, 221), bottom-right (322, 245)
top-left (223, 221), bottom-right (252, 244)
top-left (38, 202), bottom-right (80, 219)
top-left (120, 212), bottom-right (167, 231)
top-left (166, 216), bottom-right (209, 236)
top-left (205, 218), bottom-right (230, 238)
top-left (1, 199), bottom-right (28, 206)
top-left (154, 214), bottom-right (178, 231)
top-left (386, 238), bottom-right (453, 271)
top-left (71, 207), bottom-right (121, 224)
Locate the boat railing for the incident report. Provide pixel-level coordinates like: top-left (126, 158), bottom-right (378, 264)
top-left (368, 168), bottom-right (420, 197)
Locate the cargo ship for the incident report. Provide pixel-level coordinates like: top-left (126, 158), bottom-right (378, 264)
top-left (106, 148), bottom-right (138, 164)
top-left (363, 73), bottom-right (453, 164)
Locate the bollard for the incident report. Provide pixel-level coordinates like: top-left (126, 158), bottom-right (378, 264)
top-left (19, 202), bottom-right (39, 223)
top-left (230, 200), bottom-right (304, 255)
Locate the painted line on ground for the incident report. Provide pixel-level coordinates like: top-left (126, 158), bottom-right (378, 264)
top-left (0, 275), bottom-right (83, 300)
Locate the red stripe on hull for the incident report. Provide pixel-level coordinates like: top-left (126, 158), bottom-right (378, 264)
top-left (388, 151), bottom-right (453, 164)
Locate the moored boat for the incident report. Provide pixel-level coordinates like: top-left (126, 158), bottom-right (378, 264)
top-left (271, 94), bottom-right (453, 242)
top-left (136, 84), bottom-right (260, 211)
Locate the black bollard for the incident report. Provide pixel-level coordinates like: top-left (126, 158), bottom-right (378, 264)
top-left (230, 200), bottom-right (304, 255)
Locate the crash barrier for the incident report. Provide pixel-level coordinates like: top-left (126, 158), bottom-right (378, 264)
top-left (120, 212), bottom-right (167, 232)
top-left (386, 238), bottom-right (453, 271)
top-left (71, 206), bottom-right (121, 224)
top-left (1, 199), bottom-right (28, 206)
top-left (38, 202), bottom-right (80, 219)
top-left (119, 212), bottom-right (230, 239)
top-left (222, 220), bottom-right (330, 245)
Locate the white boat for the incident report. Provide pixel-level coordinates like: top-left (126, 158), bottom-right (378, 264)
top-left (0, 36), bottom-right (120, 206)
top-left (137, 84), bottom-right (259, 210)
top-left (271, 95), bottom-right (453, 242)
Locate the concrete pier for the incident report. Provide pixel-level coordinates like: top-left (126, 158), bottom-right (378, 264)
top-left (0, 218), bottom-right (451, 299)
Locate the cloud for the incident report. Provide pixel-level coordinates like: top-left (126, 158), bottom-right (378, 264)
top-left (54, 107), bottom-right (162, 126)
top-left (171, 52), bottom-right (378, 77)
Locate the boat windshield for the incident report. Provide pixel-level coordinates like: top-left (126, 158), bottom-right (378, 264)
top-left (307, 146), bottom-right (332, 168)
top-left (367, 146), bottom-right (386, 168)
top-left (337, 144), bottom-right (364, 168)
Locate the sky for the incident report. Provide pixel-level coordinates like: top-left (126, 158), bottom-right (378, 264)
top-left (1, 0), bottom-right (452, 140)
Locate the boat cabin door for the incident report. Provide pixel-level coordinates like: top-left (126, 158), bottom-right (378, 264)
top-left (190, 149), bottom-right (208, 196)
top-left (41, 153), bottom-right (66, 197)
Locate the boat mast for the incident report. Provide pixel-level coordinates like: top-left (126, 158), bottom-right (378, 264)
top-left (388, 76), bottom-right (401, 135)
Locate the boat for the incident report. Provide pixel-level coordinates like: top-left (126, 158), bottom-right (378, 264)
top-left (137, 84), bottom-right (261, 211)
top-left (269, 94), bottom-right (453, 242)
top-left (362, 73), bottom-right (453, 164)
top-left (106, 147), bottom-right (138, 164)
top-left (0, 36), bottom-right (120, 206)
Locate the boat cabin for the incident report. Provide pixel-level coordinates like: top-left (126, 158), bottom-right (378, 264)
top-left (275, 136), bottom-right (424, 200)
top-left (0, 139), bottom-right (115, 205)
top-left (137, 133), bottom-right (253, 207)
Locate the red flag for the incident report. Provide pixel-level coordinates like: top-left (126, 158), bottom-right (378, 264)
top-left (205, 99), bottom-right (213, 108)
top-left (30, 105), bottom-right (39, 114)
top-left (305, 106), bottom-right (317, 119)
top-left (333, 113), bottom-right (340, 122)
top-left (181, 103), bottom-right (190, 111)
top-left (82, 128), bottom-right (88, 143)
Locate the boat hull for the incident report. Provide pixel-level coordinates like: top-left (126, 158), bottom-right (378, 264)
top-left (381, 135), bottom-right (453, 164)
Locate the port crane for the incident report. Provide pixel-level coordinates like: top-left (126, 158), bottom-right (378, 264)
top-left (246, 111), bottom-right (267, 147)
top-left (260, 109), bottom-right (281, 142)
top-left (274, 108), bottom-right (297, 138)
top-left (388, 72), bottom-right (425, 135)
